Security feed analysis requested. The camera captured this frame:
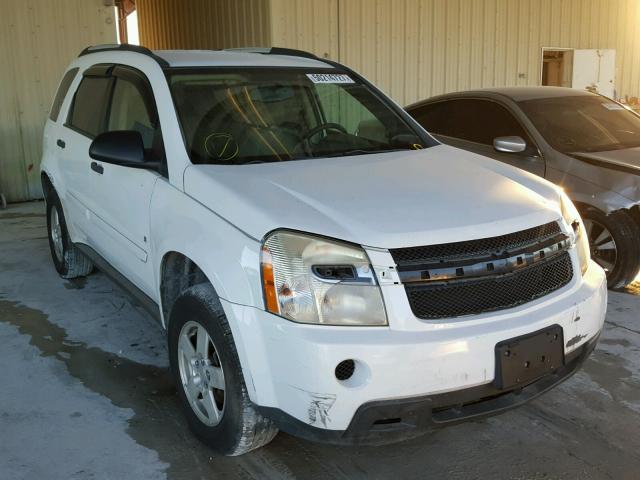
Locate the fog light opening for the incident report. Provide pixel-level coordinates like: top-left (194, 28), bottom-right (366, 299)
top-left (335, 359), bottom-right (356, 381)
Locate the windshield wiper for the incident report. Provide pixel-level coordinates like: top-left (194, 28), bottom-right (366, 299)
top-left (323, 147), bottom-right (412, 158)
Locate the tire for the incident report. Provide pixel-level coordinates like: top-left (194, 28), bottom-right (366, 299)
top-left (168, 283), bottom-right (278, 456)
top-left (46, 190), bottom-right (94, 279)
top-left (580, 206), bottom-right (640, 289)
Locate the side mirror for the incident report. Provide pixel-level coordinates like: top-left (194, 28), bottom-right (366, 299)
top-left (493, 136), bottom-right (527, 154)
top-left (89, 130), bottom-right (159, 170)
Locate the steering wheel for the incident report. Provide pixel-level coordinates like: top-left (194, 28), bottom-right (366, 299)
top-left (295, 123), bottom-right (348, 156)
top-left (299, 123), bottom-right (348, 144)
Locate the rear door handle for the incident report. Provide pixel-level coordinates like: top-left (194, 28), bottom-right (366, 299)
top-left (90, 161), bottom-right (104, 175)
top-left (56, 139), bottom-right (65, 149)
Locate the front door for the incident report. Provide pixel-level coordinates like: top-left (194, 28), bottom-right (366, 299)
top-left (87, 65), bottom-right (164, 297)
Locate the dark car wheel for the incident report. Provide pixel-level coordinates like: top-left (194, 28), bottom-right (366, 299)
top-left (580, 206), bottom-right (640, 289)
top-left (168, 283), bottom-right (278, 456)
top-left (46, 190), bottom-right (94, 279)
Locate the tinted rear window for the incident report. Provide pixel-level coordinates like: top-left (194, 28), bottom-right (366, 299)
top-left (67, 76), bottom-right (112, 137)
top-left (49, 68), bottom-right (78, 121)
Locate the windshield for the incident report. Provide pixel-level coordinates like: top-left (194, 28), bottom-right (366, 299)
top-left (519, 95), bottom-right (640, 153)
top-left (168, 68), bottom-right (423, 164)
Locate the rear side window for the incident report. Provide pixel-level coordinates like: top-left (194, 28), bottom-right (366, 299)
top-left (411, 99), bottom-right (532, 146)
top-left (67, 76), bottom-right (112, 138)
top-left (49, 68), bottom-right (78, 121)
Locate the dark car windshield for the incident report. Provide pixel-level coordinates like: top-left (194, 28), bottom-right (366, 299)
top-left (519, 95), bottom-right (640, 153)
top-left (167, 68), bottom-right (423, 164)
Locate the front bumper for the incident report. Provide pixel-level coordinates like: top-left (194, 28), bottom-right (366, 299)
top-left (257, 333), bottom-right (598, 445)
top-left (221, 259), bottom-right (607, 441)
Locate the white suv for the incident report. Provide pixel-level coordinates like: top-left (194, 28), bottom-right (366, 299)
top-left (41, 44), bottom-right (607, 455)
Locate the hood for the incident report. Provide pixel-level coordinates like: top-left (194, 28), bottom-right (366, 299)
top-left (184, 145), bottom-right (561, 249)
top-left (571, 147), bottom-right (640, 175)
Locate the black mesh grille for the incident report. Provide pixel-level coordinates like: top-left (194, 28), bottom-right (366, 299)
top-left (404, 252), bottom-right (573, 319)
top-left (390, 222), bottom-right (562, 268)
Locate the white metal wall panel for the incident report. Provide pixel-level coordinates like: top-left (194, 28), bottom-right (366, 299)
top-left (0, 0), bottom-right (116, 202)
top-left (269, 0), bottom-right (340, 59)
top-left (270, 0), bottom-right (640, 107)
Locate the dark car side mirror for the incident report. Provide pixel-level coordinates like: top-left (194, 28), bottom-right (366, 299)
top-left (493, 136), bottom-right (527, 154)
top-left (89, 130), bottom-right (160, 170)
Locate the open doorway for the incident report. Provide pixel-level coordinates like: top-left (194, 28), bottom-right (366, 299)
top-left (541, 49), bottom-right (574, 87)
top-left (114, 0), bottom-right (139, 45)
top-left (541, 48), bottom-right (616, 98)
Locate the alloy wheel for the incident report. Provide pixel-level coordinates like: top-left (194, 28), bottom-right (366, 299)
top-left (583, 218), bottom-right (617, 274)
top-left (177, 321), bottom-right (226, 426)
top-left (50, 206), bottom-right (64, 262)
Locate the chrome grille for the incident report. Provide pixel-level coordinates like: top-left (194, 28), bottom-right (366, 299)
top-left (391, 222), bottom-right (574, 319)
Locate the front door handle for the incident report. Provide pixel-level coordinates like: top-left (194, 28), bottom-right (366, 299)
top-left (56, 139), bottom-right (66, 149)
top-left (90, 161), bottom-right (104, 174)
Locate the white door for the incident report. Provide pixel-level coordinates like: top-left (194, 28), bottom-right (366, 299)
top-left (572, 49), bottom-right (616, 98)
top-left (88, 65), bottom-right (163, 297)
top-left (59, 74), bottom-right (114, 242)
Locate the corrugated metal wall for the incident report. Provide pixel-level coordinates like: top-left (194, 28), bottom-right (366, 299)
top-left (5, 0), bottom-right (639, 202)
top-left (269, 0), bottom-right (340, 59)
top-left (0, 0), bottom-right (116, 203)
top-left (136, 0), bottom-right (271, 50)
top-left (270, 0), bottom-right (640, 107)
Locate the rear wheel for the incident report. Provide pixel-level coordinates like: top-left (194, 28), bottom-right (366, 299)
top-left (46, 191), bottom-right (93, 279)
top-left (580, 206), bottom-right (640, 289)
top-left (168, 283), bottom-right (278, 455)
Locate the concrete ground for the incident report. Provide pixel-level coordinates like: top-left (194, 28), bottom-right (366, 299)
top-left (1, 201), bottom-right (639, 480)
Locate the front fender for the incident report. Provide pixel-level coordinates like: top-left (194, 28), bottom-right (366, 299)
top-left (150, 180), bottom-right (264, 317)
top-left (547, 165), bottom-right (639, 214)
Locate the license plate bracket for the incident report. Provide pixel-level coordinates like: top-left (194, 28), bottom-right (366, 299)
top-left (494, 325), bottom-right (564, 390)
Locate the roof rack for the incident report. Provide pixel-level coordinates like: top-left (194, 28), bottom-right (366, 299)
top-left (223, 47), bottom-right (320, 61)
top-left (78, 44), bottom-right (169, 68)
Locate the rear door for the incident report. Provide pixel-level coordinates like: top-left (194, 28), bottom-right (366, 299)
top-left (60, 65), bottom-right (114, 241)
top-left (410, 98), bottom-right (545, 177)
top-left (87, 65), bottom-right (164, 296)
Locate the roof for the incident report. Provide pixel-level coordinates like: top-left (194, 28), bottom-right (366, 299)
top-left (154, 49), bottom-right (335, 69)
top-left (407, 86), bottom-right (595, 109)
top-left (78, 44), bottom-right (336, 70)
top-left (467, 86), bottom-right (595, 101)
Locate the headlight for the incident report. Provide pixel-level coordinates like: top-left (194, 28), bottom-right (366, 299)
top-left (560, 191), bottom-right (590, 275)
top-left (260, 231), bottom-right (388, 326)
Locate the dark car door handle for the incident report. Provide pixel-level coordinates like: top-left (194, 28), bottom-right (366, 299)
top-left (90, 161), bottom-right (104, 175)
top-left (56, 139), bottom-right (65, 149)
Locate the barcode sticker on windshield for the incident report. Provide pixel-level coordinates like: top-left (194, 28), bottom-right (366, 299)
top-left (306, 73), bottom-right (355, 84)
top-left (602, 102), bottom-right (625, 111)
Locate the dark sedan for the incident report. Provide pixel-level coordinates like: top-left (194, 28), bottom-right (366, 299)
top-left (407, 87), bottom-right (640, 289)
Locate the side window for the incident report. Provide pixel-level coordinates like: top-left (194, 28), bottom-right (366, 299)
top-left (410, 102), bottom-right (450, 136)
top-left (67, 76), bottom-right (112, 137)
top-left (462, 100), bottom-right (532, 145)
top-left (49, 68), bottom-right (79, 121)
top-left (108, 77), bottom-right (157, 149)
top-left (413, 99), bottom-right (532, 146)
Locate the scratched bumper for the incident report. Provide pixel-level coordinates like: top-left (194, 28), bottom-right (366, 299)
top-left (256, 332), bottom-right (599, 446)
top-left (220, 259), bottom-right (607, 435)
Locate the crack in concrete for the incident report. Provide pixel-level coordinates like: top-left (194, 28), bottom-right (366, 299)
top-left (605, 320), bottom-right (640, 336)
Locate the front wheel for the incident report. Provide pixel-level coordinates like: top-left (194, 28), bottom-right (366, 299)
top-left (580, 206), bottom-right (640, 289)
top-left (168, 284), bottom-right (278, 456)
